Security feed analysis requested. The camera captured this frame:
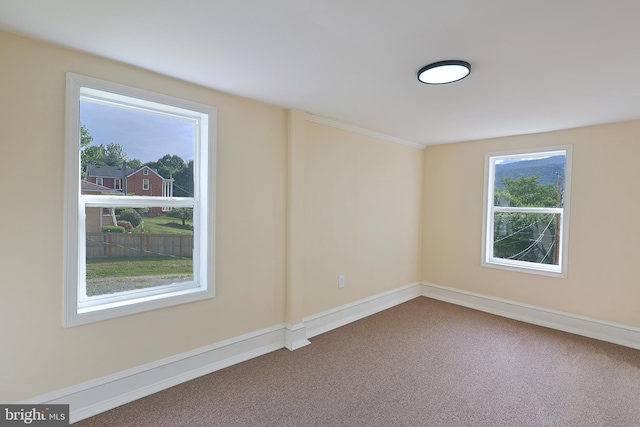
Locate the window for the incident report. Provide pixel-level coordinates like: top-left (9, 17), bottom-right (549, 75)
top-left (96, 177), bottom-right (103, 186)
top-left (64, 72), bottom-right (216, 327)
top-left (482, 146), bottom-right (572, 277)
top-left (143, 169), bottom-right (149, 175)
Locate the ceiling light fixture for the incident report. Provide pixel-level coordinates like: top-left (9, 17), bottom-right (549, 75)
top-left (417, 60), bottom-right (471, 85)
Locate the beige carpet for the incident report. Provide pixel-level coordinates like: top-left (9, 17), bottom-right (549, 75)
top-left (74, 298), bottom-right (640, 426)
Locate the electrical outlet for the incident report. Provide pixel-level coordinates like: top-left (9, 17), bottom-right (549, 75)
top-left (338, 274), bottom-right (345, 288)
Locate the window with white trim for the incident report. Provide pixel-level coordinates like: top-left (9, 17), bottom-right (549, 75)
top-left (96, 177), bottom-right (103, 186)
top-left (482, 146), bottom-right (572, 277)
top-left (142, 178), bottom-right (149, 190)
top-left (64, 72), bottom-right (216, 327)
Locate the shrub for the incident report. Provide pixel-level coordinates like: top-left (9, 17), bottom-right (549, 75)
top-left (102, 226), bottom-right (125, 233)
top-left (117, 220), bottom-right (133, 231)
top-left (118, 209), bottom-right (142, 227)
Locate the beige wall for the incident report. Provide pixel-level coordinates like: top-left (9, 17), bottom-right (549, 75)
top-left (421, 120), bottom-right (640, 328)
top-left (304, 123), bottom-right (423, 315)
top-left (4, 25), bottom-right (637, 406)
top-left (0, 31), bottom-right (424, 402)
top-left (0, 31), bottom-right (287, 402)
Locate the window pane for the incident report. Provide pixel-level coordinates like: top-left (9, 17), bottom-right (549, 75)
top-left (85, 206), bottom-right (194, 297)
top-left (493, 212), bottom-right (559, 265)
top-left (494, 154), bottom-right (566, 208)
top-left (79, 98), bottom-right (195, 198)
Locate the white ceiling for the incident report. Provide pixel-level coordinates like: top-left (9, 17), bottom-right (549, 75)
top-left (2, 0), bottom-right (640, 147)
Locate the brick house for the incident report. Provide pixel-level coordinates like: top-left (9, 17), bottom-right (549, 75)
top-left (85, 164), bottom-right (128, 192)
top-left (85, 164), bottom-right (174, 217)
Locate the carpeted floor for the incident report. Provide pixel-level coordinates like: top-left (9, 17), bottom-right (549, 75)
top-left (74, 298), bottom-right (640, 426)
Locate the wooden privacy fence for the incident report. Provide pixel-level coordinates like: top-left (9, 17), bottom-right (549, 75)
top-left (86, 233), bottom-right (193, 259)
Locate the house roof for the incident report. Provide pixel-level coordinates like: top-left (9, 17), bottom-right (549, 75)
top-left (80, 180), bottom-right (123, 195)
top-left (126, 166), bottom-right (170, 181)
top-left (87, 164), bottom-right (172, 181)
top-left (2, 1), bottom-right (640, 146)
top-left (86, 164), bottom-right (132, 179)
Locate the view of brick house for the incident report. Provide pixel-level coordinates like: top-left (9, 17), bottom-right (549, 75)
top-left (85, 164), bottom-right (174, 217)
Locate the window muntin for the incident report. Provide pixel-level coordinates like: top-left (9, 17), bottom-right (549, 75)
top-left (482, 146), bottom-right (572, 277)
top-left (64, 73), bottom-right (216, 327)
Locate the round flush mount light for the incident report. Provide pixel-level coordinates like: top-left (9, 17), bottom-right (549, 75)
top-left (417, 60), bottom-right (471, 85)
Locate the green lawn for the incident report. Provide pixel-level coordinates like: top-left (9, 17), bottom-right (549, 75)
top-left (88, 215), bottom-right (194, 296)
top-left (85, 256), bottom-right (193, 296)
top-left (137, 215), bottom-right (193, 235)
top-left (86, 256), bottom-right (192, 279)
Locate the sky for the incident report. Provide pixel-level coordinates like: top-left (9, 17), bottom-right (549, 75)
top-left (80, 100), bottom-right (194, 163)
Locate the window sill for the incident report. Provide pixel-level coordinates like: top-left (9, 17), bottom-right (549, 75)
top-left (482, 259), bottom-right (567, 279)
top-left (64, 285), bottom-right (214, 327)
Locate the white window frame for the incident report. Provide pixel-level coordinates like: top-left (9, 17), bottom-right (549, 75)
top-left (114, 178), bottom-right (122, 190)
top-left (142, 178), bottom-right (149, 190)
top-left (64, 72), bottom-right (216, 327)
top-left (143, 168), bottom-right (149, 175)
top-left (481, 145), bottom-right (572, 278)
top-left (95, 177), bottom-right (103, 186)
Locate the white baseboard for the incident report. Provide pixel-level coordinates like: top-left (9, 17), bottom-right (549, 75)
top-left (26, 281), bottom-right (636, 425)
top-left (304, 283), bottom-right (422, 338)
top-left (285, 323), bottom-right (311, 350)
top-left (22, 324), bottom-right (287, 424)
top-left (421, 282), bottom-right (640, 350)
top-left (21, 283), bottom-right (421, 423)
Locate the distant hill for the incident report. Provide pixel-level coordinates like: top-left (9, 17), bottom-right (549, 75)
top-left (495, 155), bottom-right (565, 189)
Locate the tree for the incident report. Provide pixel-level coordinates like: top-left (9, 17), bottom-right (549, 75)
top-left (81, 142), bottom-right (130, 174)
top-left (172, 160), bottom-right (194, 197)
top-left (493, 175), bottom-right (559, 264)
top-left (80, 125), bottom-right (104, 173)
top-left (126, 159), bottom-right (143, 170)
top-left (145, 154), bottom-right (193, 197)
top-left (103, 142), bottom-right (128, 166)
top-left (79, 125), bottom-right (143, 174)
top-left (494, 175), bottom-right (556, 208)
top-left (80, 123), bottom-right (93, 148)
top-left (166, 208), bottom-right (193, 226)
top-left (146, 154), bottom-right (186, 180)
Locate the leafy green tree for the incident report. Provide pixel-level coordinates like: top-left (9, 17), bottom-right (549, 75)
top-left (493, 175), bottom-right (559, 264)
top-left (81, 144), bottom-right (107, 173)
top-left (80, 123), bottom-right (93, 148)
top-left (126, 159), bottom-right (143, 171)
top-left (146, 154), bottom-right (186, 179)
top-left (103, 142), bottom-right (128, 166)
top-left (79, 125), bottom-right (143, 174)
top-left (79, 127), bottom-right (126, 172)
top-left (172, 160), bottom-right (194, 197)
top-left (80, 125), bottom-right (105, 173)
top-left (145, 154), bottom-right (193, 197)
top-left (166, 208), bottom-right (193, 226)
top-left (494, 175), bottom-right (556, 208)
